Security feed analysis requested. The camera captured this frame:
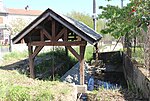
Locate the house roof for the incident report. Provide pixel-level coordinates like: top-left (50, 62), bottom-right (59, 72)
top-left (12, 8), bottom-right (102, 45)
top-left (7, 8), bottom-right (42, 16)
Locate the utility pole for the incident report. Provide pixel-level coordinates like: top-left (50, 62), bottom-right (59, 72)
top-left (121, 0), bottom-right (124, 45)
top-left (92, 0), bottom-right (99, 63)
top-left (121, 0), bottom-right (123, 8)
top-left (92, 0), bottom-right (96, 31)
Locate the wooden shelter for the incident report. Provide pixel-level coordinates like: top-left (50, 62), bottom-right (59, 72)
top-left (12, 8), bottom-right (102, 85)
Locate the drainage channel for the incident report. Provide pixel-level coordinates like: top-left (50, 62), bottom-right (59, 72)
top-left (89, 51), bottom-right (126, 90)
top-left (78, 51), bottom-right (127, 101)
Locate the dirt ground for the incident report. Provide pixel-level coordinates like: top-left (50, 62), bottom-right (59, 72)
top-left (87, 88), bottom-right (148, 101)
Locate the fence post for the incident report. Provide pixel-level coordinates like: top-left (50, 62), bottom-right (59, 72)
top-left (9, 35), bottom-right (12, 52)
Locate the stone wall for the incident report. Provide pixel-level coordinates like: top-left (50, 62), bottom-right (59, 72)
top-left (123, 54), bottom-right (150, 100)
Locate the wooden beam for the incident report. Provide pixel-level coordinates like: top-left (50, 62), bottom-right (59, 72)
top-left (55, 28), bottom-right (65, 41)
top-left (52, 20), bottom-right (56, 41)
top-left (28, 43), bottom-right (35, 79)
top-left (79, 45), bottom-right (86, 85)
top-left (30, 41), bottom-right (87, 46)
top-left (42, 28), bottom-right (52, 40)
top-left (36, 26), bottom-right (52, 40)
top-left (67, 46), bottom-right (81, 61)
top-left (13, 13), bottom-right (49, 44)
top-left (95, 43), bottom-right (99, 64)
top-left (32, 46), bottom-right (44, 58)
top-left (65, 46), bottom-right (68, 56)
top-left (64, 28), bottom-right (68, 41)
top-left (40, 30), bottom-right (44, 41)
top-left (47, 16), bottom-right (52, 21)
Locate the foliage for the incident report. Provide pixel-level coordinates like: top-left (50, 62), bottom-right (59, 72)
top-left (67, 11), bottom-right (105, 33)
top-left (10, 18), bottom-right (31, 35)
top-left (99, 0), bottom-right (150, 71)
top-left (99, 0), bottom-right (150, 39)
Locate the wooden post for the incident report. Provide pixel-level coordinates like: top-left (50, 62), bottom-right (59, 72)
top-left (95, 43), bottom-right (99, 63)
top-left (28, 43), bottom-right (35, 79)
top-left (52, 20), bottom-right (56, 41)
top-left (80, 45), bottom-right (86, 85)
top-left (64, 28), bottom-right (68, 56)
top-left (65, 46), bottom-right (68, 56)
top-left (9, 35), bottom-right (12, 52)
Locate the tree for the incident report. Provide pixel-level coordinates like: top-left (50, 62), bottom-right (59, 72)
top-left (144, 25), bottom-right (150, 76)
top-left (67, 11), bottom-right (105, 34)
top-left (99, 0), bottom-right (149, 38)
top-left (10, 18), bottom-right (31, 35)
top-left (99, 0), bottom-right (150, 75)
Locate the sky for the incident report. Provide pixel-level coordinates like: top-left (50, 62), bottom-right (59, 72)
top-left (3, 0), bottom-right (130, 15)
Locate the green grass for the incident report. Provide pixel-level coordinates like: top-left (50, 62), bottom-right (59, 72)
top-left (85, 45), bottom-right (94, 62)
top-left (35, 47), bottom-right (77, 79)
top-left (0, 70), bottom-right (74, 101)
top-left (1, 47), bottom-right (77, 80)
top-left (131, 47), bottom-right (144, 64)
top-left (3, 51), bottom-right (28, 62)
top-left (0, 47), bottom-right (76, 100)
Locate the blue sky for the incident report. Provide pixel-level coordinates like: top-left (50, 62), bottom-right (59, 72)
top-left (4, 0), bottom-right (130, 15)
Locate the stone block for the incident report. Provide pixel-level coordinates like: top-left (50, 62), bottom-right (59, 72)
top-left (76, 85), bottom-right (87, 93)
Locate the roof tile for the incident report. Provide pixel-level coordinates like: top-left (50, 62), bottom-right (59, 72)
top-left (7, 8), bottom-right (42, 16)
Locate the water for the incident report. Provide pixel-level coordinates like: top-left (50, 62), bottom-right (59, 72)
top-left (97, 80), bottom-right (121, 89)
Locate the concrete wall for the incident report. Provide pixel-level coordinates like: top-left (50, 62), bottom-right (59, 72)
top-left (123, 54), bottom-right (150, 100)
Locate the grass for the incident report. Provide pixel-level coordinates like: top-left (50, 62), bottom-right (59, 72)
top-left (2, 51), bottom-right (28, 63)
top-left (35, 47), bottom-right (77, 79)
top-left (0, 47), bottom-right (77, 100)
top-left (0, 48), bottom-right (77, 100)
top-left (131, 47), bottom-right (144, 64)
top-left (0, 70), bottom-right (74, 101)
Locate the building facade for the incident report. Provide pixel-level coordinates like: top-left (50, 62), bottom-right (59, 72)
top-left (0, 0), bottom-right (42, 45)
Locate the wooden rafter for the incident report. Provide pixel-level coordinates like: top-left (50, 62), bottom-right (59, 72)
top-left (55, 27), bottom-right (65, 41)
top-left (40, 30), bottom-right (44, 41)
top-left (42, 28), bottom-right (52, 40)
top-left (52, 20), bottom-right (56, 40)
top-left (64, 28), bottom-right (68, 41)
top-left (30, 41), bottom-right (87, 46)
top-left (32, 46), bottom-right (44, 58)
top-left (47, 16), bottom-right (52, 21)
top-left (67, 46), bottom-right (81, 61)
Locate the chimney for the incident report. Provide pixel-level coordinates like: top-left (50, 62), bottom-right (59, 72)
top-left (25, 5), bottom-right (29, 10)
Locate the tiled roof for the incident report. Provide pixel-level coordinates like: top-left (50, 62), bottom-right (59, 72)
top-left (7, 8), bottom-right (42, 16)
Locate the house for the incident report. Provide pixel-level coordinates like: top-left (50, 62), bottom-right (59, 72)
top-left (0, 0), bottom-right (42, 45)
